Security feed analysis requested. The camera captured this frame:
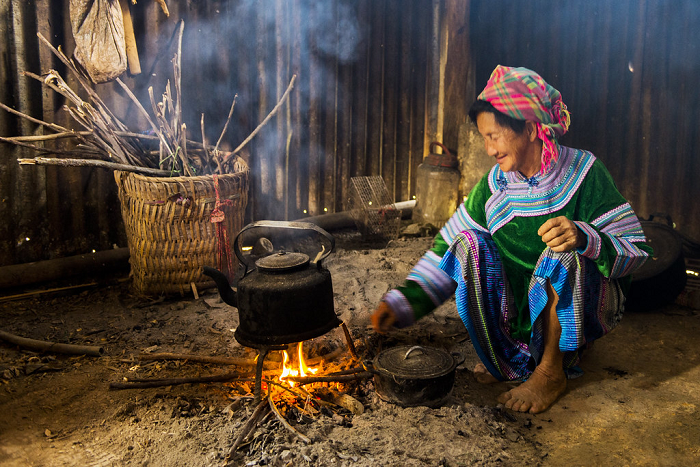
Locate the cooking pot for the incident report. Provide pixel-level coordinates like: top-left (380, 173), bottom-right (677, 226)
top-left (627, 214), bottom-right (687, 312)
top-left (203, 221), bottom-right (341, 349)
top-left (363, 345), bottom-right (465, 408)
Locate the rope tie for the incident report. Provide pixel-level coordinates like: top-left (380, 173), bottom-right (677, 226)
top-left (211, 175), bottom-right (234, 281)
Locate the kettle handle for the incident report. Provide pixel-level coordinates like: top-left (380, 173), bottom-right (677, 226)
top-left (429, 141), bottom-right (452, 158)
top-left (233, 220), bottom-right (335, 266)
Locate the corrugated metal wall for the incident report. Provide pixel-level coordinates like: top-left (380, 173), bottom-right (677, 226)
top-left (470, 0), bottom-right (700, 242)
top-left (0, 0), bottom-right (431, 266)
top-left (1, 0), bottom-right (699, 268)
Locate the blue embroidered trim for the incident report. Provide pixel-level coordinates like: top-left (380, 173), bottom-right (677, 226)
top-left (497, 175), bottom-right (508, 192)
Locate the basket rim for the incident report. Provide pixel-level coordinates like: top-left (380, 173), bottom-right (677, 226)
top-left (115, 157), bottom-right (248, 182)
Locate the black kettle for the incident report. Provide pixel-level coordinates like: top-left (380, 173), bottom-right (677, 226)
top-left (203, 221), bottom-right (341, 349)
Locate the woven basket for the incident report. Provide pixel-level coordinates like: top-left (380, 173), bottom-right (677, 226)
top-left (114, 158), bottom-right (249, 295)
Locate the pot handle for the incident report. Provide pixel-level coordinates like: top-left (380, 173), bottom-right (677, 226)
top-left (647, 212), bottom-right (676, 228)
top-left (233, 220), bottom-right (335, 267)
top-left (404, 345), bottom-right (427, 359)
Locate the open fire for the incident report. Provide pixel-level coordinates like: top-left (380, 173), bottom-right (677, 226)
top-left (278, 342), bottom-right (319, 388)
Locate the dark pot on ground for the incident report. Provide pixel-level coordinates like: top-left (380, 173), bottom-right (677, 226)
top-left (364, 345), bottom-right (464, 408)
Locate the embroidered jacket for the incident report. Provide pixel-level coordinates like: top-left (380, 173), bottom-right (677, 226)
top-left (383, 146), bottom-right (652, 338)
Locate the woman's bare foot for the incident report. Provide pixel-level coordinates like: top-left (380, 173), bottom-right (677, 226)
top-left (473, 363), bottom-right (499, 384)
top-left (497, 364), bottom-right (566, 413)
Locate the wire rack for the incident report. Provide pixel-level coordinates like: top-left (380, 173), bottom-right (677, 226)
top-left (348, 176), bottom-right (402, 241)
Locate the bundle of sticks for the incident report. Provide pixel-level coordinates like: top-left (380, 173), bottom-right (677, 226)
top-left (0, 21), bottom-right (295, 177)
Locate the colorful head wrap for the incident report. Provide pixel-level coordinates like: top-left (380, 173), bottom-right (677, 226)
top-left (477, 65), bottom-right (571, 173)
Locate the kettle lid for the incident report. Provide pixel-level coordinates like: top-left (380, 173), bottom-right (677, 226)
top-left (255, 251), bottom-right (310, 272)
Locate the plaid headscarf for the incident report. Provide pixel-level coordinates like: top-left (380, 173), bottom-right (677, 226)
top-left (477, 65), bottom-right (571, 173)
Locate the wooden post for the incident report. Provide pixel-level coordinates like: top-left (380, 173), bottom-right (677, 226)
top-left (119, 0), bottom-right (141, 75)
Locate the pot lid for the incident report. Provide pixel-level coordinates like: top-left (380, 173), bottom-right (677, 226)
top-left (255, 251), bottom-right (310, 272)
top-left (374, 345), bottom-right (456, 379)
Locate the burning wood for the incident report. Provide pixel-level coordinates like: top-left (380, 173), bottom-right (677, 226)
top-left (1, 22), bottom-right (296, 178)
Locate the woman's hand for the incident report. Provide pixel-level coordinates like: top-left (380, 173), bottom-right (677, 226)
top-left (371, 301), bottom-right (397, 333)
top-left (537, 216), bottom-right (585, 252)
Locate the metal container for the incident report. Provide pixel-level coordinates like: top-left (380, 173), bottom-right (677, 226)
top-left (364, 345), bottom-right (464, 408)
top-left (412, 142), bottom-right (461, 228)
top-left (627, 214), bottom-right (687, 312)
top-left (203, 221), bottom-right (341, 349)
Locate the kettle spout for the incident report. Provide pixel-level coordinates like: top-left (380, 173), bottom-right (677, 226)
top-left (202, 266), bottom-right (238, 307)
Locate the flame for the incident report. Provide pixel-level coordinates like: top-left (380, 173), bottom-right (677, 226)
top-left (278, 342), bottom-right (319, 388)
top-left (298, 342), bottom-right (319, 377)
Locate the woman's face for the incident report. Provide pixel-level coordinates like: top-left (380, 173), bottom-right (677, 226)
top-left (476, 112), bottom-right (541, 177)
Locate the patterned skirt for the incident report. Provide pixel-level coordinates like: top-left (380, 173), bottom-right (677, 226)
top-left (439, 230), bottom-right (624, 381)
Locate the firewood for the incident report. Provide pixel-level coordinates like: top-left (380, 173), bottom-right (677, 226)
top-left (315, 388), bottom-right (364, 415)
top-left (18, 157), bottom-right (171, 176)
top-left (136, 352), bottom-right (279, 369)
top-left (268, 394), bottom-right (311, 445)
top-left (224, 398), bottom-right (270, 465)
top-left (0, 329), bottom-right (104, 357)
top-left (285, 371), bottom-right (372, 386)
top-left (108, 371), bottom-right (244, 389)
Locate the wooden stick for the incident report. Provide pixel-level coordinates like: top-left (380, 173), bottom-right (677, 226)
top-left (225, 398), bottom-right (270, 464)
top-left (36, 33), bottom-right (128, 132)
top-left (324, 366), bottom-right (368, 376)
top-left (222, 74), bottom-right (297, 165)
top-left (0, 329), bottom-right (104, 357)
top-left (1, 136), bottom-right (79, 156)
top-left (285, 372), bottom-right (372, 386)
top-left (173, 21), bottom-right (184, 138)
top-left (115, 78), bottom-right (174, 157)
top-left (0, 101), bottom-right (70, 133)
top-left (0, 282), bottom-right (100, 303)
top-left (269, 394), bottom-right (311, 444)
top-left (109, 371), bottom-right (243, 389)
top-left (18, 157), bottom-right (171, 176)
top-left (215, 94), bottom-right (237, 153)
top-left (154, 0), bottom-right (170, 17)
top-left (180, 123), bottom-right (193, 176)
top-left (119, 0), bottom-right (141, 75)
top-left (5, 131), bottom-right (90, 142)
top-left (341, 322), bottom-right (360, 360)
top-left (305, 347), bottom-right (345, 366)
top-left (136, 352), bottom-right (279, 369)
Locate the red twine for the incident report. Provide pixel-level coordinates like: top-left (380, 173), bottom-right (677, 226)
top-left (211, 174), bottom-right (235, 281)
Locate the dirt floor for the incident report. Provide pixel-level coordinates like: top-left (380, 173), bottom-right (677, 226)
top-left (1, 231), bottom-right (699, 466)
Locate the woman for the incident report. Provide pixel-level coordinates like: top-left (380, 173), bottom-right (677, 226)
top-left (371, 65), bottom-right (651, 414)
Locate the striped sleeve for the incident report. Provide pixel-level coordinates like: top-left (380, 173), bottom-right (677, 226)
top-left (380, 177), bottom-right (492, 327)
top-left (576, 203), bottom-right (650, 278)
top-left (439, 203), bottom-right (488, 245)
top-left (573, 160), bottom-right (652, 279)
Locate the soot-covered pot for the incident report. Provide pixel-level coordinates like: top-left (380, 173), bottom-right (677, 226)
top-left (203, 220), bottom-right (341, 349)
top-left (364, 345), bottom-right (465, 408)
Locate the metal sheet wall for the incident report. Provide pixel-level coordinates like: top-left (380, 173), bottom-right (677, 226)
top-left (0, 0), bottom-right (431, 266)
top-left (470, 0), bottom-right (700, 241)
top-left (2, 0), bottom-right (699, 267)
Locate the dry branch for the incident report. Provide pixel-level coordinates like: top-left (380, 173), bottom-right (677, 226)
top-left (18, 157), bottom-right (171, 176)
top-left (269, 394), bottom-right (311, 445)
top-left (136, 352), bottom-right (279, 369)
top-left (3, 25), bottom-right (293, 177)
top-left (0, 329), bottom-right (104, 357)
top-left (0, 102), bottom-right (69, 133)
top-left (222, 74), bottom-right (297, 165)
top-left (285, 371), bottom-right (372, 386)
top-left (109, 370), bottom-right (243, 389)
top-left (225, 398), bottom-right (270, 465)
